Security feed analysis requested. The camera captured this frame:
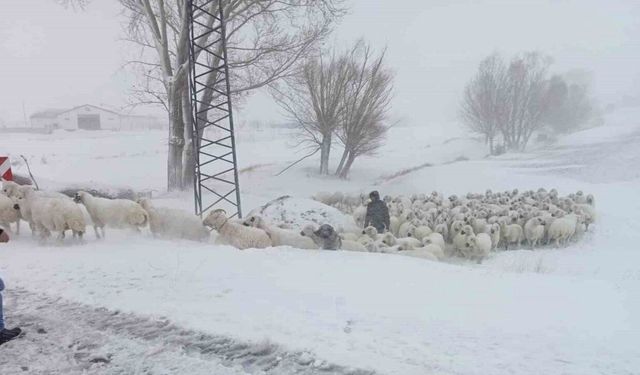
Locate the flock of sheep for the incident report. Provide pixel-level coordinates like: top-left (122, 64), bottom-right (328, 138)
top-left (0, 180), bottom-right (596, 264)
top-left (0, 181), bottom-right (212, 243)
top-left (312, 188), bottom-right (596, 262)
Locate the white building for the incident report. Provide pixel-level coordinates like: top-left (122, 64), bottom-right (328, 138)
top-left (29, 104), bottom-right (165, 132)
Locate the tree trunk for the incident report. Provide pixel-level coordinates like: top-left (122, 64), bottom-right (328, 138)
top-left (334, 147), bottom-right (349, 176)
top-left (167, 87), bottom-right (185, 191)
top-left (338, 151), bottom-right (356, 179)
top-left (319, 133), bottom-right (332, 175)
top-left (181, 91), bottom-right (195, 190)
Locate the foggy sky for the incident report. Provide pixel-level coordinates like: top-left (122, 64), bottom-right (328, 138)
top-left (1, 0), bottom-right (639, 133)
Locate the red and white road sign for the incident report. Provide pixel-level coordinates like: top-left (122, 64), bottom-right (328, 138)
top-left (0, 156), bottom-right (13, 181)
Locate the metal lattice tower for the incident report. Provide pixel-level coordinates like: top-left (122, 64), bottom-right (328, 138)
top-left (188, 0), bottom-right (242, 218)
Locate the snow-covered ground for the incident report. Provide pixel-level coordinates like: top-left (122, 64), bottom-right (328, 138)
top-left (1, 117), bottom-right (639, 374)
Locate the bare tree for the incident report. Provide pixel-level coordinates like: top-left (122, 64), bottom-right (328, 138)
top-left (55, 0), bottom-right (91, 8)
top-left (271, 51), bottom-right (353, 175)
top-left (461, 51), bottom-right (552, 152)
top-left (120, 0), bottom-right (346, 190)
top-left (335, 41), bottom-right (393, 178)
top-left (543, 73), bottom-right (594, 134)
top-left (502, 52), bottom-right (552, 150)
top-left (459, 53), bottom-right (508, 154)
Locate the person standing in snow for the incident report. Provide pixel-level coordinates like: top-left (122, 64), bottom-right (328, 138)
top-left (0, 276), bottom-right (21, 346)
top-left (364, 191), bottom-right (390, 233)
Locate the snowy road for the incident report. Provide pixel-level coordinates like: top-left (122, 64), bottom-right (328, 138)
top-left (0, 288), bottom-right (374, 375)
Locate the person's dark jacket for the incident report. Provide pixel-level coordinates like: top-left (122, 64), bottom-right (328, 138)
top-left (365, 197), bottom-right (390, 233)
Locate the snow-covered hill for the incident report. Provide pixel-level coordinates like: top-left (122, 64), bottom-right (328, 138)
top-left (1, 118), bottom-right (639, 374)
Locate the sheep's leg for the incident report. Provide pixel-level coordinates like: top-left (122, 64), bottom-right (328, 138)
top-left (38, 225), bottom-right (50, 244)
top-left (29, 222), bottom-right (36, 237)
top-left (57, 232), bottom-right (65, 243)
top-left (100, 226), bottom-right (106, 238)
top-left (76, 231), bottom-right (84, 244)
top-left (16, 221), bottom-right (20, 235)
top-left (93, 225), bottom-right (101, 239)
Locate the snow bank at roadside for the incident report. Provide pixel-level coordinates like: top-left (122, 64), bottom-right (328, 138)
top-left (247, 195), bottom-right (359, 233)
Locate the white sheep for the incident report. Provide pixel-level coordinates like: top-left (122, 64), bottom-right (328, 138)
top-left (574, 203), bottom-right (596, 231)
top-left (74, 191), bottom-right (148, 238)
top-left (353, 205), bottom-right (367, 228)
top-left (410, 224), bottom-right (433, 241)
top-left (397, 221), bottom-right (415, 238)
top-left (547, 213), bottom-right (579, 247)
top-left (524, 217), bottom-right (545, 249)
top-left (482, 223), bottom-right (501, 250)
top-left (242, 214), bottom-right (317, 249)
top-left (31, 197), bottom-right (86, 243)
top-left (362, 225), bottom-right (383, 241)
top-left (500, 223), bottom-right (523, 250)
top-left (434, 223), bottom-right (448, 242)
top-left (138, 199), bottom-right (210, 242)
top-left (469, 217), bottom-right (487, 235)
top-left (341, 239), bottom-right (368, 252)
top-left (13, 186), bottom-right (76, 236)
top-left (340, 232), bottom-right (361, 242)
top-left (204, 209), bottom-right (271, 249)
top-left (300, 224), bottom-right (366, 252)
top-left (453, 231), bottom-right (473, 255)
top-left (465, 233), bottom-right (491, 263)
top-left (415, 243), bottom-right (445, 260)
top-left (422, 232), bottom-right (445, 252)
top-left (389, 216), bottom-right (401, 236)
top-left (380, 232), bottom-right (421, 250)
top-left (356, 235), bottom-right (380, 252)
top-left (0, 194), bottom-right (20, 234)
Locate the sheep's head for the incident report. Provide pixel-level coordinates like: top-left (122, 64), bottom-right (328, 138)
top-left (382, 233), bottom-right (396, 246)
top-left (203, 209), bottom-right (227, 229)
top-left (462, 225), bottom-right (474, 236)
top-left (363, 226), bottom-right (378, 238)
top-left (314, 224), bottom-right (336, 239)
top-left (465, 236), bottom-right (477, 250)
top-left (137, 198), bottom-right (151, 210)
top-left (242, 215), bottom-right (262, 228)
top-left (2, 181), bottom-right (18, 197)
top-left (74, 191), bottom-right (89, 203)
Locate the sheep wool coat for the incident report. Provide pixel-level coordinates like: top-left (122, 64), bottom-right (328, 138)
top-left (365, 197), bottom-right (391, 233)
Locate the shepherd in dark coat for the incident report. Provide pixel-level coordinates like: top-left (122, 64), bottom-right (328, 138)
top-left (364, 191), bottom-right (390, 233)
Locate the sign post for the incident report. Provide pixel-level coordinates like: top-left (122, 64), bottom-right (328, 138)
top-left (0, 157), bottom-right (13, 181)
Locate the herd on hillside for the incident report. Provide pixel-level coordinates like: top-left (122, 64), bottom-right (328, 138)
top-left (0, 180), bottom-right (595, 263)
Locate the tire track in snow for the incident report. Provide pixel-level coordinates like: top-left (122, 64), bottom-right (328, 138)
top-left (0, 288), bottom-right (377, 375)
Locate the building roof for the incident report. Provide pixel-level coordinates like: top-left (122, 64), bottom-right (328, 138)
top-left (30, 109), bottom-right (67, 119)
top-left (57, 104), bottom-right (123, 117)
top-left (30, 104), bottom-right (159, 120)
